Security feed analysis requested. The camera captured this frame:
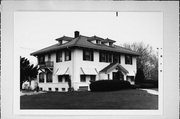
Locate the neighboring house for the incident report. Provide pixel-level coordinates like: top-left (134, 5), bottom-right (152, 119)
top-left (31, 31), bottom-right (140, 92)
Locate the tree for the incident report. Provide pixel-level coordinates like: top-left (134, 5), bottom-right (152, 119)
top-left (123, 42), bottom-right (158, 81)
top-left (20, 57), bottom-right (38, 89)
top-left (135, 69), bottom-right (145, 84)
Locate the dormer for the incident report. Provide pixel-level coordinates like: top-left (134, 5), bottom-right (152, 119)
top-left (101, 38), bottom-right (116, 46)
top-left (55, 36), bottom-right (73, 45)
top-left (88, 35), bottom-right (104, 45)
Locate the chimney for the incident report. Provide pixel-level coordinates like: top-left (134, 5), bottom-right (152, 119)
top-left (74, 31), bottom-right (80, 38)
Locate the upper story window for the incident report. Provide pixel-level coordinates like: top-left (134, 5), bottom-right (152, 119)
top-left (65, 50), bottom-right (71, 61)
top-left (113, 54), bottom-right (121, 63)
top-left (38, 55), bottom-right (45, 64)
top-left (96, 40), bottom-right (101, 44)
top-left (99, 52), bottom-right (106, 62)
top-left (125, 55), bottom-right (132, 65)
top-left (59, 40), bottom-right (62, 45)
top-left (109, 42), bottom-right (113, 46)
top-left (48, 54), bottom-right (51, 61)
top-left (99, 52), bottom-right (112, 63)
top-left (83, 49), bottom-right (94, 61)
top-left (56, 51), bottom-right (62, 62)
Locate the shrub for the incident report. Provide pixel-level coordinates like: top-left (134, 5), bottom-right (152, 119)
top-left (90, 80), bottom-right (132, 92)
top-left (135, 69), bottom-right (145, 84)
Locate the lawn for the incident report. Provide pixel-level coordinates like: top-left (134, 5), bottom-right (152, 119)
top-left (20, 89), bottom-right (158, 109)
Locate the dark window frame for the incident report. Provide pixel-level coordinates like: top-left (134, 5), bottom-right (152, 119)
top-left (83, 49), bottom-right (94, 61)
top-left (113, 53), bottom-right (121, 63)
top-left (46, 72), bottom-right (53, 83)
top-left (56, 51), bottom-right (62, 62)
top-left (65, 50), bottom-right (71, 61)
top-left (80, 75), bottom-right (86, 82)
top-left (48, 54), bottom-right (51, 61)
top-left (39, 73), bottom-right (44, 83)
top-left (125, 55), bottom-right (132, 65)
top-left (58, 75), bottom-right (63, 82)
top-left (38, 55), bottom-right (45, 64)
top-left (90, 75), bottom-right (96, 82)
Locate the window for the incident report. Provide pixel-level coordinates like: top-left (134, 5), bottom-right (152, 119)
top-left (65, 50), bottom-right (71, 61)
top-left (99, 52), bottom-right (106, 62)
top-left (55, 88), bottom-right (59, 91)
top-left (125, 55), bottom-right (132, 64)
top-left (38, 55), bottom-right (45, 64)
top-left (58, 75), bottom-right (69, 82)
top-left (56, 51), bottom-right (62, 62)
top-left (48, 54), bottom-right (51, 61)
top-left (46, 72), bottom-right (52, 83)
top-left (90, 75), bottom-right (96, 82)
top-left (59, 40), bottom-right (62, 45)
top-left (39, 73), bottom-right (44, 83)
top-left (113, 54), bottom-right (120, 63)
top-left (109, 42), bottom-right (113, 46)
top-left (64, 75), bottom-right (69, 82)
top-left (62, 88), bottom-right (66, 91)
top-left (48, 88), bottom-right (52, 91)
top-left (83, 49), bottom-right (94, 61)
top-left (80, 75), bottom-right (86, 82)
top-left (96, 40), bottom-right (100, 44)
top-left (40, 87), bottom-right (43, 91)
top-left (99, 52), bottom-right (113, 63)
top-left (58, 75), bottom-right (63, 82)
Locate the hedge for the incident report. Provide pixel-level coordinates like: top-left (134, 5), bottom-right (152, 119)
top-left (90, 80), bottom-right (132, 92)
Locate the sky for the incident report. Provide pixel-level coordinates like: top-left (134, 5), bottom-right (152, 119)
top-left (14, 12), bottom-right (163, 65)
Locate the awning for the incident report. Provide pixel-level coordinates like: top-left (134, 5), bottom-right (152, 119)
top-left (80, 67), bottom-right (98, 75)
top-left (55, 67), bottom-right (69, 75)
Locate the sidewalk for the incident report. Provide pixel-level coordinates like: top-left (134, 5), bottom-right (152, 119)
top-left (140, 89), bottom-right (158, 95)
top-left (20, 91), bottom-right (46, 96)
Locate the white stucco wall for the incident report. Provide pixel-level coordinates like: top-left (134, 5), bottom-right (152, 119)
top-left (37, 48), bottom-right (137, 91)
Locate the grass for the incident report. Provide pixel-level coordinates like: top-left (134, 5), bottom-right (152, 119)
top-left (20, 89), bottom-right (158, 109)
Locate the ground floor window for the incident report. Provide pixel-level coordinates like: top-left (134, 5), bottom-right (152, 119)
top-left (58, 75), bottom-right (69, 82)
top-left (39, 73), bottom-right (44, 83)
top-left (90, 75), bottom-right (96, 82)
top-left (46, 72), bottom-right (53, 83)
top-left (48, 88), bottom-right (52, 91)
top-left (80, 75), bottom-right (96, 82)
top-left (80, 75), bottom-right (86, 82)
top-left (55, 88), bottom-right (59, 91)
top-left (39, 87), bottom-right (43, 91)
top-left (62, 88), bottom-right (66, 91)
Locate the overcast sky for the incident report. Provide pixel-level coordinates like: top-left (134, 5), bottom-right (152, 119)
top-left (14, 12), bottom-right (163, 64)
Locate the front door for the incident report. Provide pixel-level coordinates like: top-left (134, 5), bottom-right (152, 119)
top-left (113, 71), bottom-right (124, 80)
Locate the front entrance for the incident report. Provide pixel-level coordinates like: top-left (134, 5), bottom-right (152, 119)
top-left (113, 71), bottom-right (124, 80)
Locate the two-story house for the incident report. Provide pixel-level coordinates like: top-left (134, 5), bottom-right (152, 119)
top-left (31, 31), bottom-right (140, 92)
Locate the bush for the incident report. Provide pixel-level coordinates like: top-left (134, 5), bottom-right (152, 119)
top-left (90, 80), bottom-right (132, 92)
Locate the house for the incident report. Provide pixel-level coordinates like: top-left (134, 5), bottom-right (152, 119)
top-left (30, 31), bottom-right (140, 92)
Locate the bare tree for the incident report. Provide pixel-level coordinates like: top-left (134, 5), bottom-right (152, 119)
top-left (123, 42), bottom-right (158, 81)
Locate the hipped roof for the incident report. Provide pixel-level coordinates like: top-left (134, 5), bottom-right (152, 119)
top-left (31, 35), bottom-right (140, 56)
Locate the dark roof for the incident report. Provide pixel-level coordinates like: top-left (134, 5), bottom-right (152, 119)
top-left (102, 38), bottom-right (116, 43)
top-left (31, 35), bottom-right (140, 56)
top-left (99, 63), bottom-right (129, 74)
top-left (55, 36), bottom-right (73, 41)
top-left (87, 35), bottom-right (104, 41)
